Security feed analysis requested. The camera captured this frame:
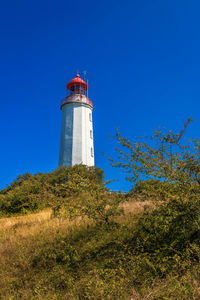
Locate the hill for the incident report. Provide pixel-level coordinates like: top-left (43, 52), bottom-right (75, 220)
top-left (1, 191), bottom-right (200, 299)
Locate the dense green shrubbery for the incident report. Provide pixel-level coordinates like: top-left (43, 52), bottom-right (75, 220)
top-left (129, 179), bottom-right (177, 200)
top-left (129, 179), bottom-right (200, 203)
top-left (0, 165), bottom-right (124, 226)
top-left (0, 165), bottom-right (105, 216)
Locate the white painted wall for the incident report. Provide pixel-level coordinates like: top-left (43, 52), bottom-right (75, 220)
top-left (59, 98), bottom-right (94, 167)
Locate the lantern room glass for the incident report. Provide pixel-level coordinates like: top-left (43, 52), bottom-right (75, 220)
top-left (69, 85), bottom-right (86, 95)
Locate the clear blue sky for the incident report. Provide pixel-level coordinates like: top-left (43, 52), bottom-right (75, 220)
top-left (1, 0), bottom-right (200, 191)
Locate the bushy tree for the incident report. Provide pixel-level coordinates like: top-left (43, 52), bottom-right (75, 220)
top-left (45, 165), bottom-right (123, 225)
top-left (108, 118), bottom-right (200, 196)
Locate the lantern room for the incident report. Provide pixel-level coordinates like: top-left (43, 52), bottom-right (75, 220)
top-left (66, 74), bottom-right (88, 95)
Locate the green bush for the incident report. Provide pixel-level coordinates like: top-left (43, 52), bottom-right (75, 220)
top-left (0, 165), bottom-right (105, 216)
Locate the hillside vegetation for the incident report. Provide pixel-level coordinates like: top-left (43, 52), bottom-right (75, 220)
top-left (1, 120), bottom-right (200, 299)
top-left (1, 185), bottom-right (200, 299)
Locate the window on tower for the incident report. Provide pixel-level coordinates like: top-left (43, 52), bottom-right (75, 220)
top-left (90, 130), bottom-right (93, 139)
top-left (91, 147), bottom-right (94, 157)
top-left (89, 113), bottom-right (92, 122)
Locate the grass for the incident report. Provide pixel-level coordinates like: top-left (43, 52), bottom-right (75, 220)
top-left (0, 200), bottom-right (150, 299)
top-left (0, 210), bottom-right (82, 299)
top-left (1, 198), bottom-right (200, 299)
top-left (0, 209), bottom-right (52, 229)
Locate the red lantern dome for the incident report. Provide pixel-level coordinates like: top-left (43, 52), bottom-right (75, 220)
top-left (67, 74), bottom-right (88, 91)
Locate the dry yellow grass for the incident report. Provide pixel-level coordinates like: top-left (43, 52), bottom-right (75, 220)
top-left (0, 207), bottom-right (84, 299)
top-left (0, 200), bottom-right (153, 254)
top-left (0, 209), bottom-right (84, 257)
top-left (0, 209), bottom-right (52, 229)
top-left (0, 199), bottom-right (154, 232)
top-left (121, 199), bottom-right (156, 214)
top-left (0, 199), bottom-right (155, 258)
top-left (0, 199), bottom-right (156, 258)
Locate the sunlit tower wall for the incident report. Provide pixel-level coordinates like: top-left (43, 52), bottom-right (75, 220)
top-left (59, 74), bottom-right (94, 167)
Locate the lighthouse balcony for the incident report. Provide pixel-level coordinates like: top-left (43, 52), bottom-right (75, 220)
top-left (61, 94), bottom-right (93, 109)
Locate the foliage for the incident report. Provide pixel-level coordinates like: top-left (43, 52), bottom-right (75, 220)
top-left (0, 165), bottom-right (123, 226)
top-left (129, 179), bottom-right (177, 200)
top-left (46, 165), bottom-right (124, 225)
top-left (128, 179), bottom-right (200, 204)
top-left (108, 118), bottom-right (200, 189)
top-left (131, 196), bottom-right (200, 274)
top-left (0, 165), bottom-right (105, 217)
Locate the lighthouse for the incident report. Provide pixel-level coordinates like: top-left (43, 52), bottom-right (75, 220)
top-left (59, 74), bottom-right (94, 167)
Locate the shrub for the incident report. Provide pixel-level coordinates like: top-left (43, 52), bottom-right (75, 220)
top-left (0, 165), bottom-right (105, 216)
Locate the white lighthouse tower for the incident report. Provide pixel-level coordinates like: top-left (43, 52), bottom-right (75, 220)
top-left (59, 74), bottom-right (94, 167)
